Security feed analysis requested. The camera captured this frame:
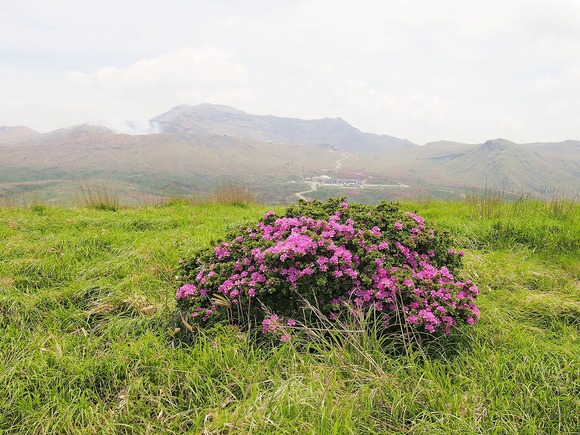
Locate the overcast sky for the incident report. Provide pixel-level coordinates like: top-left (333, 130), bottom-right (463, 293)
top-left (1, 0), bottom-right (579, 144)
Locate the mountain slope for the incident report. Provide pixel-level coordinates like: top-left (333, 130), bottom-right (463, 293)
top-left (150, 104), bottom-right (416, 153)
top-left (1, 106), bottom-right (579, 201)
top-left (0, 125), bottom-right (341, 180)
top-left (524, 140), bottom-right (580, 180)
top-left (0, 126), bottom-right (40, 144)
top-left (363, 139), bottom-right (580, 193)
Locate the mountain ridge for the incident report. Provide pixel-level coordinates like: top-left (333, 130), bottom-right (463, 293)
top-left (1, 104), bottom-right (579, 202)
top-left (0, 126), bottom-right (41, 144)
top-left (150, 104), bottom-right (416, 153)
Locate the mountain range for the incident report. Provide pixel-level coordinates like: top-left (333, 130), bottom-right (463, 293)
top-left (150, 103), bottom-right (415, 153)
top-left (1, 104), bottom-right (578, 204)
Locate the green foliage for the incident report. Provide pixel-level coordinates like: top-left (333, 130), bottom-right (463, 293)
top-left (30, 204), bottom-right (47, 215)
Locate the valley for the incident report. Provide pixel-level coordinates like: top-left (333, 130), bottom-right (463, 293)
top-left (1, 104), bottom-right (578, 205)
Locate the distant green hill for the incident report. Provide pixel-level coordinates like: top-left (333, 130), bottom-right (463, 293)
top-left (1, 105), bottom-right (579, 204)
top-left (365, 138), bottom-right (580, 196)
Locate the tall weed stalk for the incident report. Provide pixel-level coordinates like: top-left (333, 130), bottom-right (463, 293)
top-left (77, 183), bottom-right (120, 211)
top-left (213, 179), bottom-right (256, 205)
top-left (465, 182), bottom-right (506, 218)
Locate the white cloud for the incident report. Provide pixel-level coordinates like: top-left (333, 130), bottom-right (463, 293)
top-left (1, 0), bottom-right (580, 143)
top-left (66, 47), bottom-right (248, 91)
top-left (523, 66), bottom-right (580, 137)
top-left (527, 66), bottom-right (580, 95)
top-left (307, 79), bottom-right (445, 143)
top-left (62, 47), bottom-right (251, 133)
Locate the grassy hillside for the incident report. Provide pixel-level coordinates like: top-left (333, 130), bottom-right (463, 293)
top-left (2, 122), bottom-right (578, 205)
top-left (0, 200), bottom-right (578, 433)
top-left (363, 140), bottom-right (580, 196)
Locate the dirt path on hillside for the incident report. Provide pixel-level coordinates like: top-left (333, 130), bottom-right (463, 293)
top-left (295, 182), bottom-right (317, 200)
top-left (335, 152), bottom-right (358, 169)
top-left (295, 151), bottom-right (360, 200)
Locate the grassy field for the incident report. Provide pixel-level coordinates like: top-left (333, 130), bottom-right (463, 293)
top-left (0, 199), bottom-right (578, 434)
top-left (0, 176), bottom-right (313, 208)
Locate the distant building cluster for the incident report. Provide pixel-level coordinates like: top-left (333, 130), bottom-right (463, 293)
top-left (309, 175), bottom-right (364, 187)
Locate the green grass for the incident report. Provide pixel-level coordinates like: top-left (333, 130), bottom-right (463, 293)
top-left (1, 200), bottom-right (578, 433)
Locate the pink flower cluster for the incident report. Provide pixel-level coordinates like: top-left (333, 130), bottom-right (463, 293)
top-left (176, 203), bottom-right (479, 337)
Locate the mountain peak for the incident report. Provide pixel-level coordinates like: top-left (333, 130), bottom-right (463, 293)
top-left (149, 104), bottom-right (416, 152)
top-left (163, 103), bottom-right (246, 117)
top-left (193, 103), bottom-right (246, 113)
top-left (480, 138), bottom-right (517, 152)
top-left (0, 125), bottom-right (40, 143)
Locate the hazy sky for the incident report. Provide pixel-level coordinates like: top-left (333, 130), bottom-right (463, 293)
top-left (1, 0), bottom-right (579, 144)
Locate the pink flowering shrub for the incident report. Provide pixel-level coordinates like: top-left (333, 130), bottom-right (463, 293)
top-left (176, 198), bottom-right (479, 339)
